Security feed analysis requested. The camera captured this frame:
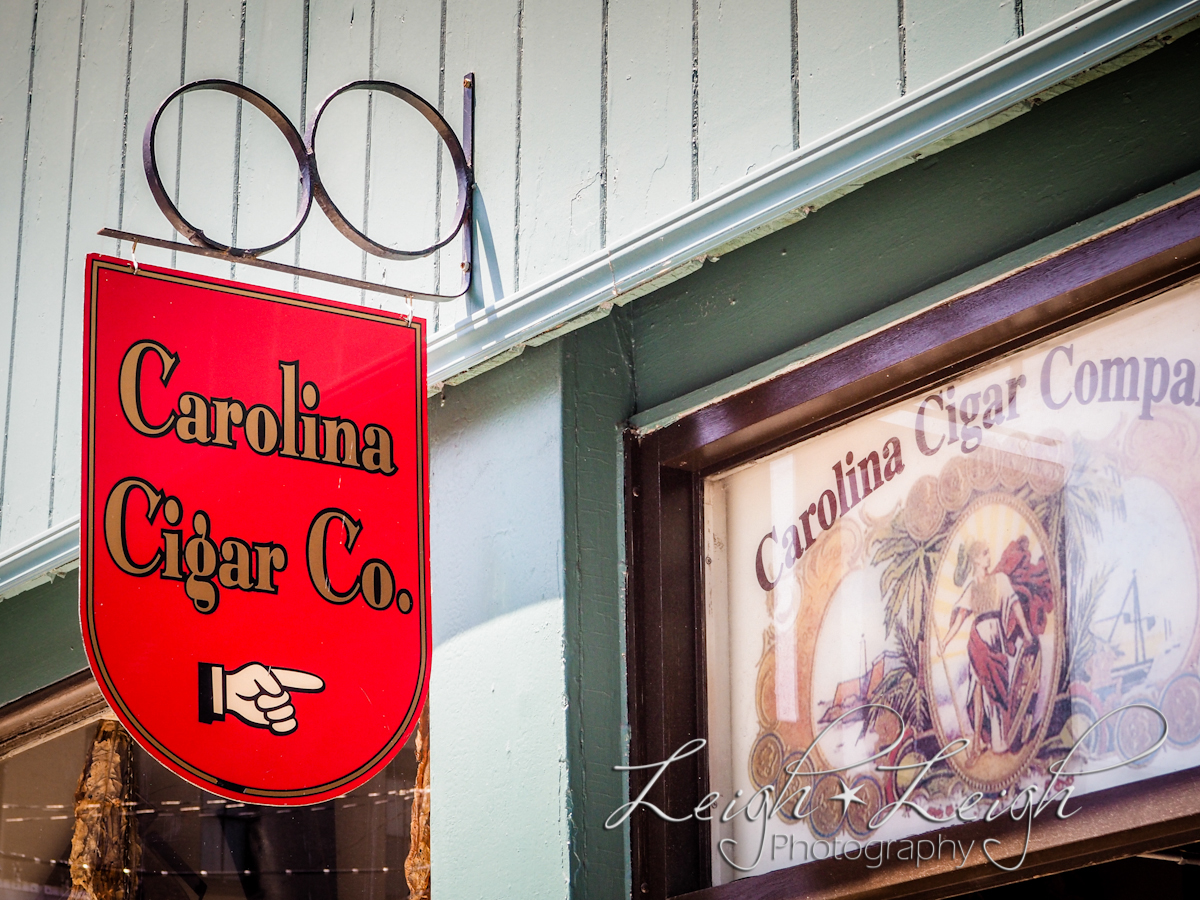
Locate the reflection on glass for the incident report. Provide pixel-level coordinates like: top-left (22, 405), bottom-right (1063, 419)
top-left (0, 720), bottom-right (418, 900)
top-left (704, 279), bottom-right (1200, 884)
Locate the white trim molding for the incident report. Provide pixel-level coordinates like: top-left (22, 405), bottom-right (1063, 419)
top-left (429, 0), bottom-right (1200, 386)
top-left (0, 518), bottom-right (81, 601)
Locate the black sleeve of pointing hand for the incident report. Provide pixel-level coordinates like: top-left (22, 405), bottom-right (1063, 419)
top-left (199, 662), bottom-right (225, 723)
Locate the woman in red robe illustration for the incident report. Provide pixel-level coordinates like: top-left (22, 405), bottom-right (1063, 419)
top-left (942, 536), bottom-right (1053, 758)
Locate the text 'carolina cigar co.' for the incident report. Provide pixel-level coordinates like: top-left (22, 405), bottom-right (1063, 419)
top-left (81, 255), bottom-right (431, 805)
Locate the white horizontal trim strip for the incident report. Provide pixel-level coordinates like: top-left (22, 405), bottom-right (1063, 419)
top-left (429, 0), bottom-right (1200, 384)
top-left (0, 518), bottom-right (81, 600)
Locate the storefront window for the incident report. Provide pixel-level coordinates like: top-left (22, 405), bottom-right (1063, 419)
top-left (0, 719), bottom-right (419, 900)
top-left (703, 276), bottom-right (1200, 884)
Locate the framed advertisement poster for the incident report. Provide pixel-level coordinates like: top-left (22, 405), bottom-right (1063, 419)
top-left (626, 192), bottom-right (1200, 900)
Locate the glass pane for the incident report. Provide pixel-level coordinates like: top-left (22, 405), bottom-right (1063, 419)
top-left (704, 276), bottom-right (1200, 884)
top-left (0, 720), bottom-right (419, 900)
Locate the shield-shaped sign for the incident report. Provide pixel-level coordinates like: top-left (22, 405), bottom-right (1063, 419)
top-left (81, 255), bottom-right (429, 804)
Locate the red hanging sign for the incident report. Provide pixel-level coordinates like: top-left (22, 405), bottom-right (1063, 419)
top-left (80, 255), bottom-right (430, 804)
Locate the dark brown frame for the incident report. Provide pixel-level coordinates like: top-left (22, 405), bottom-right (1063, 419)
top-left (0, 670), bottom-right (107, 762)
top-left (626, 190), bottom-right (1200, 900)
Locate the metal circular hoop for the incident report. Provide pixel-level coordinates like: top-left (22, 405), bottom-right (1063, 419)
top-left (143, 79), bottom-right (313, 257)
top-left (306, 80), bottom-right (472, 261)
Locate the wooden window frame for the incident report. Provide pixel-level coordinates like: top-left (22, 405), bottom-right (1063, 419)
top-left (0, 670), bottom-right (108, 762)
top-left (626, 190), bottom-right (1200, 900)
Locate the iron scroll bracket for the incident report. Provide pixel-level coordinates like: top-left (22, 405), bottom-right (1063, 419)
top-left (99, 74), bottom-right (476, 304)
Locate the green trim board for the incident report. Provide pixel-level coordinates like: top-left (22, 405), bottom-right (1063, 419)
top-left (0, 572), bottom-right (85, 708)
top-left (562, 315), bottom-right (636, 900)
top-left (630, 170), bottom-right (1200, 436)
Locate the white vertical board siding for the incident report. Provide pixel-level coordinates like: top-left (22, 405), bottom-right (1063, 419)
top-left (122, 2), bottom-right (192, 270)
top-left (176, 1), bottom-right (248, 283)
top-left (0, 0), bottom-right (82, 548)
top-left (424, 5), bottom-right (478, 326)
top-left (697, 0), bottom-right (793, 196)
top-left (516, 0), bottom-right (603, 290)
top-left (797, 0), bottom-right (900, 145)
top-left (48, 0), bottom-right (139, 530)
top-left (1025, 0), bottom-right (1090, 32)
top-left (120, 3), bottom-right (188, 273)
top-left (297, 0), bottom-right (373, 306)
top-left (444, 0), bottom-right (520, 319)
top-left (361, 0), bottom-right (443, 315)
top-left (239, 2), bottom-right (306, 295)
top-left (0, 2), bottom-right (36, 334)
top-left (131, 1), bottom-right (184, 269)
top-left (0, 0), bottom-right (37, 545)
top-left (904, 0), bottom-right (1018, 92)
top-left (605, 0), bottom-right (693, 245)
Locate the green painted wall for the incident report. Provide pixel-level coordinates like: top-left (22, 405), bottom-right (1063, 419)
top-left (0, 573), bottom-right (85, 707)
top-left (428, 342), bottom-right (567, 646)
top-left (427, 343), bottom-right (571, 900)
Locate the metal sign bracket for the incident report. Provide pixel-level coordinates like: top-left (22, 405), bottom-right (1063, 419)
top-left (100, 74), bottom-right (476, 305)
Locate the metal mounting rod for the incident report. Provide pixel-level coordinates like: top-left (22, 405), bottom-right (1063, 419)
top-left (97, 229), bottom-right (462, 303)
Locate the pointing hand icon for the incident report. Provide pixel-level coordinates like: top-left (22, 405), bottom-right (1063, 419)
top-left (200, 662), bottom-right (325, 735)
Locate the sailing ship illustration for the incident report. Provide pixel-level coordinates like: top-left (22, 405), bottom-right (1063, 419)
top-left (816, 636), bottom-right (905, 726)
top-left (1094, 572), bottom-right (1163, 693)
